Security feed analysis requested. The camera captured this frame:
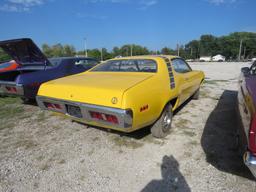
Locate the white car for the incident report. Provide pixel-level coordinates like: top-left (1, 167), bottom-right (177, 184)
top-left (212, 54), bottom-right (226, 62)
top-left (199, 56), bottom-right (211, 62)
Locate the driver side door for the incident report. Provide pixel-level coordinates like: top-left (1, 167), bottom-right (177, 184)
top-left (171, 58), bottom-right (194, 104)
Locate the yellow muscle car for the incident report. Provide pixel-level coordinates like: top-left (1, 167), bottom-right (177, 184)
top-left (36, 55), bottom-right (204, 138)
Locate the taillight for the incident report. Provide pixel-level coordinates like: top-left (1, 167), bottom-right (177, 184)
top-left (44, 102), bottom-right (62, 110)
top-left (89, 111), bottom-right (119, 124)
top-left (6, 86), bottom-right (17, 93)
top-left (249, 115), bottom-right (256, 154)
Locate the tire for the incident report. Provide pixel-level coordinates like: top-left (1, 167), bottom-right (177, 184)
top-left (21, 97), bottom-right (34, 104)
top-left (151, 104), bottom-right (173, 138)
top-left (192, 88), bottom-right (200, 100)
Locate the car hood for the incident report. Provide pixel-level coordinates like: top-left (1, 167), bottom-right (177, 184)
top-left (38, 72), bottom-right (154, 108)
top-left (0, 38), bottom-right (50, 66)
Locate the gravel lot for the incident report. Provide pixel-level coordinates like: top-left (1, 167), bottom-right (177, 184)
top-left (0, 62), bottom-right (256, 192)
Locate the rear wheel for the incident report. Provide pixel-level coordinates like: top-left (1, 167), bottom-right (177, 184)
top-left (151, 104), bottom-right (173, 138)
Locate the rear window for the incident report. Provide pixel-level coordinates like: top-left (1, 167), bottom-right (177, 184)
top-left (91, 59), bottom-right (157, 73)
top-left (49, 58), bottom-right (62, 66)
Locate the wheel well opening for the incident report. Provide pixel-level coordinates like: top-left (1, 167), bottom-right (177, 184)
top-left (169, 97), bottom-right (178, 109)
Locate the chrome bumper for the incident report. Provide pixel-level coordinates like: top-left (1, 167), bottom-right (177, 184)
top-left (36, 96), bottom-right (133, 129)
top-left (0, 81), bottom-right (24, 96)
top-left (244, 151), bottom-right (256, 178)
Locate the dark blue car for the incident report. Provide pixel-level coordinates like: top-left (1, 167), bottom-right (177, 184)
top-left (0, 38), bottom-right (99, 102)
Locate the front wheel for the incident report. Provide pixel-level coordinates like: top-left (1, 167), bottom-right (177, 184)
top-left (151, 104), bottom-right (173, 138)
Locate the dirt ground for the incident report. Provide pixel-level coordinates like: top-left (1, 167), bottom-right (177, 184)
top-left (0, 62), bottom-right (256, 192)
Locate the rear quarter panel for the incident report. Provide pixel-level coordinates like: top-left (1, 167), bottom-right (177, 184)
top-left (122, 58), bottom-right (179, 130)
top-left (238, 74), bottom-right (256, 144)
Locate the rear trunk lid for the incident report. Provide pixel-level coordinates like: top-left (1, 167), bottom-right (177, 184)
top-left (38, 72), bottom-right (153, 108)
top-left (0, 38), bottom-right (50, 66)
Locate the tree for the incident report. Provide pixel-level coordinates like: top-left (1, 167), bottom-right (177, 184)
top-left (63, 45), bottom-right (76, 57)
top-left (161, 47), bottom-right (175, 55)
top-left (42, 44), bottom-right (53, 58)
top-left (42, 43), bottom-right (76, 57)
top-left (185, 40), bottom-right (200, 59)
top-left (0, 48), bottom-right (11, 62)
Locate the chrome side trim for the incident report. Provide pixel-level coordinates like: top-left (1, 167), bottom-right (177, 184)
top-left (36, 96), bottom-right (133, 129)
top-left (244, 151), bottom-right (256, 178)
top-left (0, 81), bottom-right (24, 95)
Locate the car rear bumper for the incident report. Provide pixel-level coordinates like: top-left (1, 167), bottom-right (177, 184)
top-left (36, 96), bottom-right (133, 131)
top-left (244, 151), bottom-right (256, 178)
top-left (0, 81), bottom-right (24, 96)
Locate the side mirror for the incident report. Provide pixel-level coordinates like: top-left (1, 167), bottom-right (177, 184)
top-left (241, 67), bottom-right (250, 74)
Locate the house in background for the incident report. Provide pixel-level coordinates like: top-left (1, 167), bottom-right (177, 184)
top-left (212, 54), bottom-right (226, 62)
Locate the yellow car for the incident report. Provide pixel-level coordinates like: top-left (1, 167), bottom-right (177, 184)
top-left (36, 55), bottom-right (204, 138)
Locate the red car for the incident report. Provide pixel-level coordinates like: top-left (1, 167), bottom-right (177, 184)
top-left (0, 60), bottom-right (19, 73)
top-left (238, 61), bottom-right (256, 178)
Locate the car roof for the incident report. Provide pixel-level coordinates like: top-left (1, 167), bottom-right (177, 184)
top-left (49, 57), bottom-right (97, 60)
top-left (110, 55), bottom-right (180, 61)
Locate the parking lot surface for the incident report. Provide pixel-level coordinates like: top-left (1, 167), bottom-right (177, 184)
top-left (0, 62), bottom-right (256, 192)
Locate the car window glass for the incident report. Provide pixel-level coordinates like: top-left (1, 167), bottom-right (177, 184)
top-left (172, 59), bottom-right (191, 73)
top-left (75, 59), bottom-right (98, 68)
top-left (49, 58), bottom-right (62, 66)
top-left (91, 59), bottom-right (157, 73)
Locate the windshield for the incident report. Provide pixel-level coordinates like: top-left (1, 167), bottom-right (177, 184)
top-left (91, 59), bottom-right (157, 73)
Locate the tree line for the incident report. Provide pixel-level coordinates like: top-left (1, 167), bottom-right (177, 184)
top-left (0, 32), bottom-right (256, 62)
top-left (41, 32), bottom-right (256, 61)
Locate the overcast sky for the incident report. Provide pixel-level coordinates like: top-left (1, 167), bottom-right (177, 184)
top-left (0, 0), bottom-right (255, 51)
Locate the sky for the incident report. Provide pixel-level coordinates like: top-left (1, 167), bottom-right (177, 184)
top-left (0, 0), bottom-right (255, 51)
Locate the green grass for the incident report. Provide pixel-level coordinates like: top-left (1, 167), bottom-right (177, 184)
top-left (204, 80), bottom-right (229, 84)
top-left (112, 136), bottom-right (144, 149)
top-left (0, 96), bottom-right (25, 130)
top-left (175, 118), bottom-right (191, 128)
top-left (142, 135), bottom-right (166, 145)
top-left (183, 130), bottom-right (196, 137)
top-left (36, 111), bottom-right (47, 122)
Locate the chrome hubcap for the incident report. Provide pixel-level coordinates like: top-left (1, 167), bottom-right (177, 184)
top-left (162, 111), bottom-right (171, 132)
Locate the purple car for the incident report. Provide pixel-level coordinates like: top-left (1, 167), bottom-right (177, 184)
top-left (0, 38), bottom-right (99, 102)
top-left (238, 61), bottom-right (256, 178)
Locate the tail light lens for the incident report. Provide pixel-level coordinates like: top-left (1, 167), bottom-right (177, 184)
top-left (89, 111), bottom-right (118, 124)
top-left (6, 86), bottom-right (17, 93)
top-left (44, 102), bottom-right (62, 110)
top-left (249, 115), bottom-right (256, 154)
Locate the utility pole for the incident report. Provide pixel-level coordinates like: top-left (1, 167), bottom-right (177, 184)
top-left (130, 44), bottom-right (133, 56)
top-left (238, 39), bottom-right (243, 61)
top-left (84, 37), bottom-right (88, 57)
top-left (243, 46), bottom-right (246, 60)
top-left (190, 47), bottom-right (193, 56)
top-left (177, 44), bottom-right (180, 56)
top-left (198, 41), bottom-right (200, 59)
top-left (101, 48), bottom-right (103, 62)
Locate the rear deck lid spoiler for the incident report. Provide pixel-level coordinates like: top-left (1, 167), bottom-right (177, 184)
top-left (0, 38), bottom-right (50, 66)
